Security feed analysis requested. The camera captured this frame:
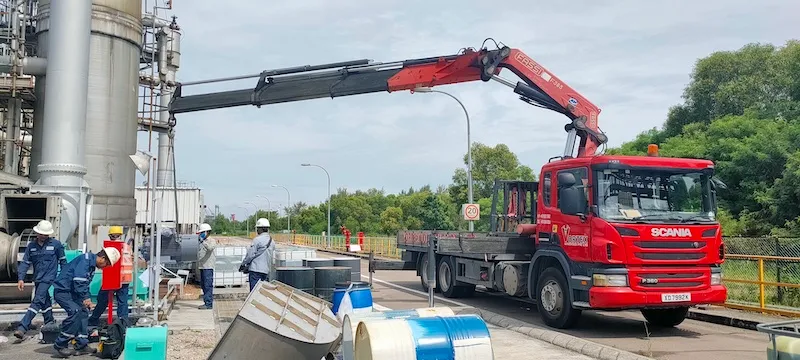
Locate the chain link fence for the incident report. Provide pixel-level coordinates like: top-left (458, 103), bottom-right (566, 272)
top-left (722, 237), bottom-right (800, 312)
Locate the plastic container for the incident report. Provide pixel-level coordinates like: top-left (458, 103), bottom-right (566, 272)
top-left (354, 314), bottom-right (493, 360)
top-left (332, 282), bottom-right (372, 315)
top-left (123, 325), bottom-right (169, 360)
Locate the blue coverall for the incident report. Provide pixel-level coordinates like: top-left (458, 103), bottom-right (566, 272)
top-left (52, 253), bottom-right (97, 351)
top-left (16, 238), bottom-right (66, 332)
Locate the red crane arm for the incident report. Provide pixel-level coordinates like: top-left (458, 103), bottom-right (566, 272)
top-left (168, 42), bottom-right (608, 157)
top-left (384, 47), bottom-right (606, 157)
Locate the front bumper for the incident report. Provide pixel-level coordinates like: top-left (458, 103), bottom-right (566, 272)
top-left (588, 285), bottom-right (727, 309)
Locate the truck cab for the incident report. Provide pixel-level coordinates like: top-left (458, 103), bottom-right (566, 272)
top-left (531, 152), bottom-right (727, 328)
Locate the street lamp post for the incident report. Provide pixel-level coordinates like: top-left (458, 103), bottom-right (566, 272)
top-left (301, 163), bottom-right (331, 247)
top-left (272, 185), bottom-right (291, 234)
top-left (255, 195), bottom-right (271, 222)
top-left (244, 201), bottom-right (259, 235)
top-left (413, 87), bottom-right (474, 231)
top-left (237, 206), bottom-right (250, 235)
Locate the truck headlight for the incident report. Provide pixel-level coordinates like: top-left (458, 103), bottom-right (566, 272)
top-left (711, 271), bottom-right (722, 285)
top-left (593, 274), bottom-right (628, 287)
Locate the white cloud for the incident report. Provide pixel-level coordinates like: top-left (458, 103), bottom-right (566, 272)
top-left (146, 0), bottom-right (800, 218)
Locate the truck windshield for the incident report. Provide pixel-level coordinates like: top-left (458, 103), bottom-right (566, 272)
top-left (594, 169), bottom-right (716, 223)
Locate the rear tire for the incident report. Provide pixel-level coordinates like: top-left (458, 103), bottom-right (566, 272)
top-left (438, 256), bottom-right (476, 298)
top-left (536, 267), bottom-right (581, 329)
top-left (641, 307), bottom-right (689, 328)
top-left (419, 253), bottom-right (439, 292)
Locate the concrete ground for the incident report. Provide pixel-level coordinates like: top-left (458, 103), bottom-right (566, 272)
top-left (212, 284), bottom-right (594, 360)
top-left (309, 248), bottom-right (777, 360)
top-left (0, 240), bottom-right (792, 360)
top-left (0, 299), bottom-right (218, 360)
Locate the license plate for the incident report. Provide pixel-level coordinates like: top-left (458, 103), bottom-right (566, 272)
top-left (661, 293), bottom-right (691, 303)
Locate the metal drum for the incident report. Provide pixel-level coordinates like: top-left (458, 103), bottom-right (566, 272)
top-left (303, 258), bottom-right (335, 268)
top-left (313, 266), bottom-right (350, 301)
top-left (353, 314), bottom-right (494, 360)
top-left (275, 267), bottom-right (315, 294)
top-left (333, 257), bottom-right (361, 282)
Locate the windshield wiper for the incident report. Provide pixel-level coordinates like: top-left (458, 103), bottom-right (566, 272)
top-left (678, 215), bottom-right (715, 223)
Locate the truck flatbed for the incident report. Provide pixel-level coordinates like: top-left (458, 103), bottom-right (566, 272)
top-left (397, 230), bottom-right (536, 260)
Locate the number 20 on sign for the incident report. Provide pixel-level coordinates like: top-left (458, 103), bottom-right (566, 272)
top-left (462, 203), bottom-right (480, 221)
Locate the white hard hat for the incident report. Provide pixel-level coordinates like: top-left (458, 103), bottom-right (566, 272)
top-left (255, 218), bottom-right (270, 228)
top-left (103, 247), bottom-right (121, 266)
top-left (33, 220), bottom-right (54, 236)
top-left (197, 223), bottom-right (212, 233)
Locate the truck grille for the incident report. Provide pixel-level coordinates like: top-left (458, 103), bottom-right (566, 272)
top-left (632, 240), bottom-right (709, 262)
top-left (629, 268), bottom-right (709, 292)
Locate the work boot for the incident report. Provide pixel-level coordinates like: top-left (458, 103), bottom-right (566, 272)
top-left (73, 345), bottom-right (97, 356)
top-left (197, 304), bottom-right (211, 310)
top-left (12, 329), bottom-right (24, 339)
top-left (54, 347), bottom-right (73, 358)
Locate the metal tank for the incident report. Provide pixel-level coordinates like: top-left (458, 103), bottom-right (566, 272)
top-left (32, 1), bottom-right (142, 240)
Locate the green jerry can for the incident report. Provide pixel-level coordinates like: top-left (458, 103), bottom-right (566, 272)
top-left (123, 326), bottom-right (169, 360)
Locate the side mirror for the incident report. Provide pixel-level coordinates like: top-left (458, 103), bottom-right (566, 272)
top-left (557, 172), bottom-right (576, 188)
top-left (559, 187), bottom-right (587, 217)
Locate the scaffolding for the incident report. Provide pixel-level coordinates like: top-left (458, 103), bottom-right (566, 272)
top-left (0, 0), bottom-right (38, 177)
top-left (138, 0), bottom-right (175, 145)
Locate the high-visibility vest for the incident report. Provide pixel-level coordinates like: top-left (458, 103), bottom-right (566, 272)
top-left (121, 242), bottom-right (133, 284)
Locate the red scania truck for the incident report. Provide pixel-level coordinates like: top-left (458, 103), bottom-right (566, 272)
top-left (166, 39), bottom-right (727, 329)
top-left (388, 150), bottom-right (727, 329)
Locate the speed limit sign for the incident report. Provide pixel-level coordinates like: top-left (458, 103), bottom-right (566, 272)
top-left (462, 203), bottom-right (480, 221)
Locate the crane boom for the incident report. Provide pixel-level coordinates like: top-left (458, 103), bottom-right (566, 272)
top-left (168, 43), bottom-right (608, 157)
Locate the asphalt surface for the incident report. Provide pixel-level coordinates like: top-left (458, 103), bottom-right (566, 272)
top-left (333, 253), bottom-right (768, 360)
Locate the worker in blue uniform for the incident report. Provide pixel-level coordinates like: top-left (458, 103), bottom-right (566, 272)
top-left (13, 220), bottom-right (66, 339)
top-left (51, 247), bottom-right (120, 358)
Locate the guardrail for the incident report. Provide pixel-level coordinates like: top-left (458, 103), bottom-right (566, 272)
top-left (271, 233), bottom-right (404, 259)
top-left (269, 233), bottom-right (800, 316)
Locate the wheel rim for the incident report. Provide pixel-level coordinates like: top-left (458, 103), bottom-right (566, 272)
top-left (540, 279), bottom-right (563, 315)
top-left (439, 261), bottom-right (451, 292)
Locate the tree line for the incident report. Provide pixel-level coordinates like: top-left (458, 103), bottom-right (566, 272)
top-left (210, 40), bottom-right (800, 237)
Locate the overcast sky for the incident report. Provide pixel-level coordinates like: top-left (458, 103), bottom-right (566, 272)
top-left (136, 0), bottom-right (798, 221)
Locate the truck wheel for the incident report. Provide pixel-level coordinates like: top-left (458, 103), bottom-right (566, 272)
top-left (419, 253), bottom-right (439, 293)
top-left (437, 256), bottom-right (476, 298)
top-left (536, 267), bottom-right (581, 329)
top-left (641, 307), bottom-right (689, 328)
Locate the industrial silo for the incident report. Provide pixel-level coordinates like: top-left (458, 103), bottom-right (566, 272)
top-left (32, 0), bottom-right (142, 247)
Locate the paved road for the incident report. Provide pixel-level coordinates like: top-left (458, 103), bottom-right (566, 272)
top-left (322, 252), bottom-right (768, 360)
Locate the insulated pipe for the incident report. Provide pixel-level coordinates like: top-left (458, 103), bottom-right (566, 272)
top-left (33, 0), bottom-right (92, 244)
top-left (156, 24), bottom-right (180, 187)
top-left (0, 56), bottom-right (47, 76)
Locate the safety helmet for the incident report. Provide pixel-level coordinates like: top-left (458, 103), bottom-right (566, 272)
top-left (109, 226), bottom-right (123, 235)
top-left (103, 247), bottom-right (121, 265)
top-left (197, 223), bottom-right (212, 233)
top-left (33, 220), bottom-right (54, 236)
top-left (255, 218), bottom-right (270, 228)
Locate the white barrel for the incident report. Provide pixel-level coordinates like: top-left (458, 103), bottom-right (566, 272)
top-left (341, 307), bottom-right (455, 360)
top-left (354, 314), bottom-right (494, 360)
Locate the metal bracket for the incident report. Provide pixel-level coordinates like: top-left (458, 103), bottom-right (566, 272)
top-left (252, 71), bottom-right (273, 108)
top-left (479, 46), bottom-right (512, 82)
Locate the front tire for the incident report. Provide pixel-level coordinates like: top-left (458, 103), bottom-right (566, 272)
top-left (536, 267), bottom-right (581, 329)
top-left (641, 307), bottom-right (689, 328)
